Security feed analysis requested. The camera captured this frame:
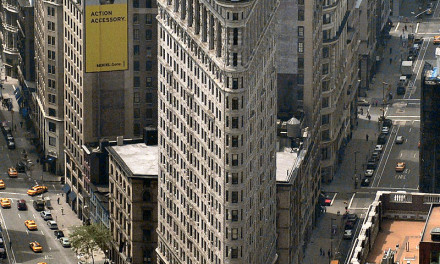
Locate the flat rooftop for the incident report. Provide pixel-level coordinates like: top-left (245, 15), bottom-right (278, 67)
top-left (422, 205), bottom-right (440, 242)
top-left (109, 143), bottom-right (158, 176)
top-left (366, 219), bottom-right (424, 264)
top-left (276, 148), bottom-right (298, 182)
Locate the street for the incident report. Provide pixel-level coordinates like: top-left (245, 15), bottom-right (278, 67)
top-left (0, 80), bottom-right (78, 264)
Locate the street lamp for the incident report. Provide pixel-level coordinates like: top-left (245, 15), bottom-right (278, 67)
top-left (382, 82), bottom-right (388, 120)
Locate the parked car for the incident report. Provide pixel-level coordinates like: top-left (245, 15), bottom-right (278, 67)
top-left (347, 214), bottom-right (358, 222)
top-left (40, 211), bottom-right (53, 220)
top-left (343, 229), bottom-right (353, 239)
top-left (375, 145), bottom-right (384, 153)
top-left (367, 162), bottom-right (377, 170)
top-left (59, 237), bottom-right (71, 247)
top-left (381, 127), bottom-right (390, 135)
top-left (378, 134), bottom-right (388, 145)
top-left (47, 220), bottom-right (58, 230)
top-left (365, 169), bottom-right (374, 177)
top-left (357, 98), bottom-right (370, 106)
top-left (361, 178), bottom-right (370, 187)
top-left (371, 150), bottom-right (381, 160)
top-left (383, 119), bottom-right (393, 128)
top-left (54, 230), bottom-right (65, 239)
top-left (15, 161), bottom-right (25, 173)
top-left (33, 200), bottom-right (45, 211)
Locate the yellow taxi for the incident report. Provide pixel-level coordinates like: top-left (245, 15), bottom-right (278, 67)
top-left (7, 168), bottom-right (17, 178)
top-left (27, 185), bottom-right (48, 196)
top-left (24, 220), bottom-right (37, 230)
top-left (435, 36), bottom-right (440, 45)
top-left (0, 180), bottom-right (5, 189)
top-left (0, 198), bottom-right (11, 208)
top-left (29, 241), bottom-right (43, 253)
top-left (395, 162), bottom-right (406, 172)
top-left (37, 263), bottom-right (47, 264)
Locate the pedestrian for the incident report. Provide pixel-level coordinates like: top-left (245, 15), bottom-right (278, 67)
top-left (360, 107), bottom-right (364, 115)
top-left (20, 121), bottom-right (23, 128)
top-left (390, 47), bottom-right (392, 54)
top-left (61, 207), bottom-right (64, 215)
top-left (57, 197), bottom-right (60, 205)
top-left (328, 250), bottom-right (331, 258)
top-left (320, 248), bottom-right (323, 256)
top-left (368, 114), bottom-right (371, 121)
top-left (390, 57), bottom-right (393, 64)
top-left (366, 134), bottom-right (369, 141)
top-left (405, 25), bottom-right (407, 31)
top-left (400, 34), bottom-right (402, 41)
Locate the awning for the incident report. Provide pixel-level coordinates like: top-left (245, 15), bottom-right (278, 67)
top-left (62, 184), bottom-right (71, 193)
top-left (68, 191), bottom-right (77, 201)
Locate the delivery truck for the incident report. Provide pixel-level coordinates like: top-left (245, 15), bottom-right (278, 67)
top-left (401, 61), bottom-right (413, 77)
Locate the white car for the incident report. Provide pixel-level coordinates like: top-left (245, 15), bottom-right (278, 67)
top-left (59, 237), bottom-right (71, 247)
top-left (365, 169), bottom-right (374, 177)
top-left (343, 229), bottom-right (353, 239)
top-left (374, 145), bottom-right (383, 152)
top-left (40, 211), bottom-right (53, 220)
top-left (395, 136), bottom-right (404, 144)
top-left (47, 220), bottom-right (58, 229)
top-left (381, 127), bottom-right (390, 134)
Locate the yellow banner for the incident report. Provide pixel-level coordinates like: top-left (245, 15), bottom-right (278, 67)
top-left (85, 1), bottom-right (127, 72)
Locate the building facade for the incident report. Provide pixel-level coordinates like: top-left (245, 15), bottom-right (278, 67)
top-left (63, 0), bottom-right (158, 222)
top-left (34, 0), bottom-right (65, 175)
top-left (108, 143), bottom-right (158, 264)
top-left (320, 0), bottom-right (360, 182)
top-left (156, 0), bottom-right (279, 263)
top-left (420, 61), bottom-right (440, 193)
top-left (17, 0), bottom-right (35, 85)
top-left (0, 0), bottom-right (20, 77)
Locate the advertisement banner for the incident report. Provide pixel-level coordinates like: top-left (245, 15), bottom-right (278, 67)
top-left (85, 0), bottom-right (128, 72)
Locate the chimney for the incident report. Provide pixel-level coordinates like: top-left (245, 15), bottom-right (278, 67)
top-left (116, 136), bottom-right (124, 146)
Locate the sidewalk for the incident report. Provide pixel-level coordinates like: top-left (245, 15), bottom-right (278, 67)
top-left (303, 23), bottom-right (407, 264)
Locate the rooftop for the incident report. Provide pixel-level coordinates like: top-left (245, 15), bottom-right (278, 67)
top-left (108, 143), bottom-right (158, 177)
top-left (422, 205), bottom-right (440, 243)
top-left (276, 147), bottom-right (301, 183)
top-left (366, 219), bottom-right (423, 264)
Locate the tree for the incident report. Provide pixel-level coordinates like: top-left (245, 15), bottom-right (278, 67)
top-left (70, 223), bottom-right (111, 264)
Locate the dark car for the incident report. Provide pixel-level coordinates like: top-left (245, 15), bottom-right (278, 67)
top-left (383, 119), bottom-right (393, 128)
top-left (0, 248), bottom-right (5, 259)
top-left (367, 162), bottom-right (377, 170)
top-left (361, 178), bottom-right (370, 187)
top-left (371, 151), bottom-right (381, 160)
top-left (16, 161), bottom-right (25, 173)
top-left (54, 230), bottom-right (65, 239)
top-left (378, 133), bottom-right (388, 145)
top-left (17, 200), bottom-right (27, 210)
top-left (397, 85), bottom-right (406, 95)
top-left (347, 214), bottom-right (358, 222)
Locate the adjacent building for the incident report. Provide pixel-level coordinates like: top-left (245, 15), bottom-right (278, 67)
top-left (320, 0), bottom-right (360, 182)
top-left (108, 143), bottom-right (158, 264)
top-left (0, 0), bottom-right (20, 77)
top-left (276, 118), bottom-right (320, 264)
top-left (17, 0), bottom-right (35, 86)
top-left (156, 0), bottom-right (279, 263)
top-left (63, 0), bottom-right (159, 222)
top-left (34, 0), bottom-right (64, 175)
top-left (420, 58), bottom-right (440, 193)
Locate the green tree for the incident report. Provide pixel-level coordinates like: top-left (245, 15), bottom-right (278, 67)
top-left (69, 223), bottom-right (111, 264)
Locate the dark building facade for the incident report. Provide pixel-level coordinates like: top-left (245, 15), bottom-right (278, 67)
top-left (420, 62), bottom-right (440, 193)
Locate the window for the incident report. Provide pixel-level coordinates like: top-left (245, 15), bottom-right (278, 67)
top-left (232, 136), bottom-right (239, 147)
top-left (321, 147), bottom-right (329, 160)
top-left (231, 210), bottom-right (238, 221)
top-left (323, 29), bottom-right (332, 40)
top-left (145, 93), bottom-right (153, 103)
top-left (232, 155), bottom-right (239, 166)
top-left (297, 89), bottom-right (304, 100)
top-left (297, 74), bottom-right (304, 85)
top-left (231, 192), bottom-right (238, 203)
top-left (133, 0), bottom-right (139, 8)
top-left (133, 14), bottom-right (139, 24)
top-left (48, 36), bottom-right (55, 45)
top-left (146, 77), bottom-right (153, 87)
top-left (298, 42), bottom-right (304, 53)
top-left (298, 26), bottom-right (304, 37)
top-left (233, 28), bottom-right (238, 45)
top-left (48, 108), bottom-right (56, 116)
top-left (143, 229), bottom-right (151, 242)
top-left (322, 130), bottom-right (330, 141)
top-left (143, 210), bottom-right (152, 221)
top-left (323, 14), bottom-right (331, 24)
top-left (48, 64), bottom-right (55, 74)
top-left (298, 0), bottom-right (304, 4)
top-left (146, 108), bottom-right (153, 118)
top-left (134, 92), bottom-right (140, 103)
top-left (322, 114), bottom-right (330, 125)
top-left (322, 80), bottom-right (330, 91)
top-left (48, 79), bottom-right (56, 89)
top-left (322, 97), bottom-right (329, 108)
top-left (298, 9), bottom-right (304, 21)
top-left (322, 63), bottom-right (329, 75)
top-left (232, 98), bottom-right (239, 110)
top-left (143, 191), bottom-right (151, 201)
top-left (232, 13), bottom-right (239, 20)
top-left (232, 78), bottom-right (239, 89)
top-left (49, 136), bottom-right (56, 146)
top-left (323, 47), bottom-right (329, 58)
top-left (298, 57), bottom-right (304, 69)
top-left (232, 117), bottom-right (239, 128)
top-left (233, 53), bottom-right (238, 66)
top-left (146, 61), bottom-right (153, 71)
top-left (146, 29), bottom-right (152, 40)
top-left (231, 228), bottom-right (238, 240)
top-left (146, 0), bottom-right (152, 7)
top-left (48, 50), bottom-right (55, 60)
top-left (231, 248), bottom-right (238, 258)
top-left (145, 14), bottom-right (153, 24)
top-left (134, 45), bottom-right (140, 55)
top-left (134, 108), bottom-right (140, 118)
top-left (47, 7), bottom-right (55, 16)
top-left (134, 61), bottom-right (140, 71)
top-left (48, 122), bottom-right (56, 132)
top-left (48, 94), bottom-right (56, 104)
top-left (134, 76), bottom-right (140, 87)
top-left (232, 173), bottom-right (239, 184)
top-left (133, 29), bottom-right (139, 40)
top-left (146, 47), bottom-right (152, 57)
top-left (47, 21), bottom-right (55, 31)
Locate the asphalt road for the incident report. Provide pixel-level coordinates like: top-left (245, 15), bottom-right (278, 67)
top-left (0, 83), bottom-right (77, 264)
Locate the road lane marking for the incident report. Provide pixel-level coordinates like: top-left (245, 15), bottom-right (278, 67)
top-left (41, 230), bottom-right (44, 235)
top-left (33, 213), bottom-right (36, 218)
top-left (26, 229), bottom-right (28, 235)
top-left (409, 127), bottom-right (412, 132)
top-left (416, 23), bottom-right (420, 33)
top-left (0, 204), bottom-right (16, 263)
top-left (348, 193), bottom-right (355, 209)
top-left (18, 214), bottom-right (20, 219)
top-left (376, 125), bottom-right (401, 187)
top-left (414, 153), bottom-right (418, 158)
top-left (395, 22), bottom-right (400, 32)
